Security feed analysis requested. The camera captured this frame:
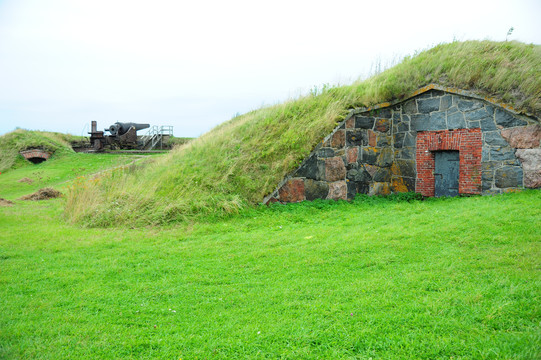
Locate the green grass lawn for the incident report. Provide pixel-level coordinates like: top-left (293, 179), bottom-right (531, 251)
top-left (0, 153), bottom-right (145, 200)
top-left (1, 154), bottom-right (540, 359)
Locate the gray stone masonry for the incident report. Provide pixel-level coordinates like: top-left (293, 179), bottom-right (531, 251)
top-left (266, 87), bottom-right (540, 203)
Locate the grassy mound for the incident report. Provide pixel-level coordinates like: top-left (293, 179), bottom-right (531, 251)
top-left (65, 40), bottom-right (541, 227)
top-left (0, 129), bottom-right (78, 172)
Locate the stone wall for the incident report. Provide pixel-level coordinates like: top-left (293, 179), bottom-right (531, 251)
top-left (266, 87), bottom-right (541, 203)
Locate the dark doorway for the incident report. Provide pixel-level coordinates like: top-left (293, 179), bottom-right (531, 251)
top-left (434, 151), bottom-right (459, 197)
top-left (27, 157), bottom-right (47, 164)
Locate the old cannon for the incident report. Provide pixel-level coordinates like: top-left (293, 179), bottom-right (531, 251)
top-left (105, 122), bottom-right (150, 137)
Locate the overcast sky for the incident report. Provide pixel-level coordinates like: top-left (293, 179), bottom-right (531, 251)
top-left (0, 0), bottom-right (539, 138)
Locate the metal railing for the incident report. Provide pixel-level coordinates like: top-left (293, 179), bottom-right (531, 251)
top-left (141, 126), bottom-right (174, 150)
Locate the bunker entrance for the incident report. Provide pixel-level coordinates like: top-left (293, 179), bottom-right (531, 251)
top-left (434, 151), bottom-right (460, 197)
top-left (27, 157), bottom-right (47, 164)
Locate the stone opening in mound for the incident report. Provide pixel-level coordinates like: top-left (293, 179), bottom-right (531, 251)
top-left (20, 149), bottom-right (51, 164)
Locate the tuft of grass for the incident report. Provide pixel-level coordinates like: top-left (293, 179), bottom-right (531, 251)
top-left (65, 40), bottom-right (541, 227)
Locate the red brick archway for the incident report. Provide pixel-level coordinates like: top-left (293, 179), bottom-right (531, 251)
top-left (416, 129), bottom-right (482, 196)
top-left (20, 149), bottom-right (51, 164)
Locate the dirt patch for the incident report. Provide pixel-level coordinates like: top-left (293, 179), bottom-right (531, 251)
top-left (18, 177), bottom-right (34, 184)
top-left (19, 188), bottom-right (62, 201)
top-left (0, 198), bottom-right (14, 207)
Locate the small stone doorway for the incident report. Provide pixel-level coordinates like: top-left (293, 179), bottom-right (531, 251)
top-left (434, 151), bottom-right (459, 197)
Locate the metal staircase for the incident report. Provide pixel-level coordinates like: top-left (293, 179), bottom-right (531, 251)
top-left (140, 126), bottom-right (173, 150)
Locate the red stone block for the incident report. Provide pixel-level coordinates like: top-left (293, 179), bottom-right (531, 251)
top-left (278, 178), bottom-right (305, 203)
top-left (347, 147), bottom-right (358, 164)
top-left (325, 157), bottom-right (346, 182)
top-left (331, 130), bottom-right (346, 148)
top-left (327, 181), bottom-right (347, 200)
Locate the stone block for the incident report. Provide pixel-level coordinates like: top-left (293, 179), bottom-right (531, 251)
top-left (347, 181), bottom-right (369, 199)
top-left (397, 122), bottom-right (409, 132)
top-left (295, 155), bottom-right (317, 179)
top-left (411, 113), bottom-right (446, 131)
top-left (481, 161), bottom-right (499, 171)
top-left (484, 131), bottom-right (508, 146)
top-left (440, 95), bottom-right (452, 111)
top-left (318, 148), bottom-right (335, 158)
top-left (346, 129), bottom-right (366, 147)
top-left (489, 147), bottom-right (516, 161)
top-left (355, 116), bottom-right (374, 129)
top-left (482, 179), bottom-right (493, 191)
top-left (372, 108), bottom-right (392, 118)
top-left (399, 147), bottom-right (416, 160)
top-left (396, 159), bottom-right (416, 178)
top-left (367, 130), bottom-right (377, 147)
top-left (515, 149), bottom-right (541, 188)
top-left (304, 179), bottom-right (329, 200)
top-left (467, 120), bottom-right (481, 129)
top-left (482, 170), bottom-right (493, 182)
top-left (480, 118), bottom-right (497, 131)
top-left (416, 92), bottom-right (433, 99)
top-left (373, 168), bottom-right (391, 182)
top-left (447, 112), bottom-right (466, 129)
top-left (458, 99), bottom-right (483, 112)
top-left (495, 108), bottom-right (527, 128)
top-left (447, 106), bottom-right (459, 114)
top-left (331, 130), bottom-right (346, 148)
top-left (394, 133), bottom-right (405, 148)
top-left (428, 112), bottom-right (447, 130)
top-left (391, 177), bottom-right (416, 193)
top-left (347, 167), bottom-right (371, 182)
top-left (363, 164), bottom-right (378, 178)
top-left (501, 125), bottom-right (541, 149)
top-left (376, 148), bottom-right (393, 167)
top-left (417, 98), bottom-right (440, 113)
top-left (375, 118), bottom-right (390, 132)
top-left (346, 117), bottom-right (355, 129)
top-left (403, 133), bottom-right (416, 147)
top-left (279, 178), bottom-right (305, 202)
top-left (316, 160), bottom-right (326, 181)
top-left (465, 108), bottom-right (490, 120)
top-left (369, 182), bottom-right (391, 196)
top-left (482, 147), bottom-right (490, 161)
top-left (494, 166), bottom-right (523, 188)
top-left (346, 147), bottom-right (358, 164)
top-left (325, 157), bottom-right (346, 182)
top-left (327, 181), bottom-right (347, 200)
top-left (411, 114), bottom-right (429, 131)
top-left (361, 147), bottom-right (379, 165)
top-left (376, 134), bottom-right (391, 147)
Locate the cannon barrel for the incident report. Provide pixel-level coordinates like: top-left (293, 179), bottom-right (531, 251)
top-left (106, 122), bottom-right (150, 136)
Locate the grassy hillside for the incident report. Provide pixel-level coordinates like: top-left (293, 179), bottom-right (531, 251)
top-left (0, 129), bottom-right (80, 172)
top-left (2, 189), bottom-right (541, 358)
top-left (65, 40), bottom-right (541, 226)
top-left (0, 153), bottom-right (143, 200)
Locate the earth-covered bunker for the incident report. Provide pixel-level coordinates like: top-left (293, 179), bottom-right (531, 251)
top-left (265, 84), bottom-right (541, 203)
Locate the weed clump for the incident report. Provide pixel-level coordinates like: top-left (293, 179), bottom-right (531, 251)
top-left (20, 188), bottom-right (63, 201)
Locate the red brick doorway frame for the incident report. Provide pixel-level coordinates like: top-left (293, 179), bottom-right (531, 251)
top-left (416, 129), bottom-right (482, 196)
